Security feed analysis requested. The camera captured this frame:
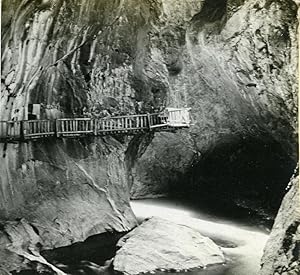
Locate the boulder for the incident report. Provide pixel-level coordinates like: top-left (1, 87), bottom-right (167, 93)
top-left (113, 216), bottom-right (225, 275)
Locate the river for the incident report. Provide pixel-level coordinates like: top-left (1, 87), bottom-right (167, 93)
top-left (41, 198), bottom-right (270, 275)
top-left (130, 198), bottom-right (270, 275)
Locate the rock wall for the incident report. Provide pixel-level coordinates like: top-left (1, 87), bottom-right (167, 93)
top-left (0, 137), bottom-right (137, 272)
top-left (128, 132), bottom-right (196, 198)
top-left (260, 175), bottom-right (300, 275)
top-left (2, 0), bottom-right (298, 204)
top-left (2, 0), bottom-right (198, 121)
top-left (2, 0), bottom-right (297, 138)
top-left (1, 1), bottom-right (164, 270)
top-left (0, 0), bottom-right (298, 271)
top-left (128, 0), bottom-right (298, 213)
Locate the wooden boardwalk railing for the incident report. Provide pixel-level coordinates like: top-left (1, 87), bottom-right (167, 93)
top-left (24, 120), bottom-right (56, 139)
top-left (57, 118), bottom-right (93, 137)
top-left (0, 108), bottom-right (191, 142)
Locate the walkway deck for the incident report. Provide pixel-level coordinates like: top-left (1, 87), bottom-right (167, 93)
top-left (0, 108), bottom-right (191, 142)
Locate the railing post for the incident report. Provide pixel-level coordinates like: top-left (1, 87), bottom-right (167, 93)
top-left (125, 117), bottom-right (128, 129)
top-left (147, 113), bottom-right (151, 130)
top-left (117, 118), bottom-right (121, 129)
top-left (54, 119), bottom-right (59, 137)
top-left (122, 118), bottom-right (125, 129)
top-left (94, 119), bottom-right (97, 135)
top-left (7, 122), bottom-right (11, 139)
top-left (62, 120), bottom-right (65, 134)
top-left (20, 121), bottom-right (24, 141)
top-left (129, 118), bottom-right (132, 129)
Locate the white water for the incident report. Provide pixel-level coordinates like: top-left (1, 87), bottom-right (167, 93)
top-left (130, 198), bottom-right (269, 275)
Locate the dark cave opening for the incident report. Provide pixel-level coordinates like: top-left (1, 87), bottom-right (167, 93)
top-left (169, 134), bottom-right (297, 227)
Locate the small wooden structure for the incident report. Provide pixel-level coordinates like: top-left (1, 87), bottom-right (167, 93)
top-left (164, 108), bottom-right (191, 127)
top-left (0, 108), bottom-right (191, 142)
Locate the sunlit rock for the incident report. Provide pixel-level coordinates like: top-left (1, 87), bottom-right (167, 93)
top-left (113, 216), bottom-right (225, 275)
top-left (0, 137), bottom-right (137, 272)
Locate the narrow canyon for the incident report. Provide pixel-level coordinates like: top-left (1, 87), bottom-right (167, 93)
top-left (0, 0), bottom-right (299, 275)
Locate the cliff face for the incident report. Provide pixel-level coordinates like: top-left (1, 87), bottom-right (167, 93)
top-left (0, 0), bottom-right (298, 272)
top-left (128, 0), bottom-right (298, 213)
top-left (0, 138), bottom-right (137, 272)
top-left (1, 138), bottom-right (136, 242)
top-left (260, 176), bottom-right (300, 275)
top-left (2, 0), bottom-right (297, 138)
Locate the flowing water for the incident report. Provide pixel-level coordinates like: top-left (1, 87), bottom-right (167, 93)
top-left (40, 198), bottom-right (270, 275)
top-left (130, 198), bottom-right (270, 275)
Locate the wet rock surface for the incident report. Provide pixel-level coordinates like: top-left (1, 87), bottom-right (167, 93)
top-left (260, 176), bottom-right (300, 275)
top-left (129, 132), bottom-right (196, 199)
top-left (0, 0), bottom-right (298, 273)
top-left (0, 137), bottom-right (137, 272)
top-left (1, 0), bottom-right (298, 222)
top-left (0, 219), bottom-right (66, 274)
top-left (113, 216), bottom-right (225, 275)
top-left (127, 0), bottom-right (298, 216)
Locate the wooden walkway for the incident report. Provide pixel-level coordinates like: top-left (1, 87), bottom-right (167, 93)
top-left (0, 108), bottom-right (191, 142)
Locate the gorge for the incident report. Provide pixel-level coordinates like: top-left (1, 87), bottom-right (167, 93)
top-left (0, 0), bottom-right (299, 274)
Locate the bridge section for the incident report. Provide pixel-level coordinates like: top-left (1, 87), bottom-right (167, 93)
top-left (0, 108), bottom-right (191, 142)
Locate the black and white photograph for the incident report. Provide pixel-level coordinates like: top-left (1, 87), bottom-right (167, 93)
top-left (0, 1), bottom-right (299, 274)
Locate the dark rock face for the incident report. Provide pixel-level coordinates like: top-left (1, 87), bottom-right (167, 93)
top-left (260, 176), bottom-right (300, 275)
top-left (1, 0), bottom-right (171, 120)
top-left (0, 0), bottom-right (165, 271)
top-left (41, 232), bottom-right (122, 274)
top-left (177, 136), bottom-right (296, 217)
top-left (129, 132), bottom-right (196, 198)
top-left (0, 0), bottom-right (298, 272)
top-left (126, 0), bottom-right (298, 215)
top-left (2, 0), bottom-right (297, 139)
top-left (1, 0), bottom-right (298, 207)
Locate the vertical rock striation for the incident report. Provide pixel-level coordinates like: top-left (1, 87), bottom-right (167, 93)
top-left (0, 0), bottom-right (298, 272)
top-left (0, 137), bottom-right (137, 272)
top-left (127, 0), bottom-right (298, 214)
top-left (0, 0), bottom-right (170, 271)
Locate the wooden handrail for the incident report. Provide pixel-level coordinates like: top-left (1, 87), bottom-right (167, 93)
top-left (106, 114), bottom-right (150, 119)
top-left (0, 108), bottom-right (191, 142)
top-left (57, 118), bottom-right (92, 121)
